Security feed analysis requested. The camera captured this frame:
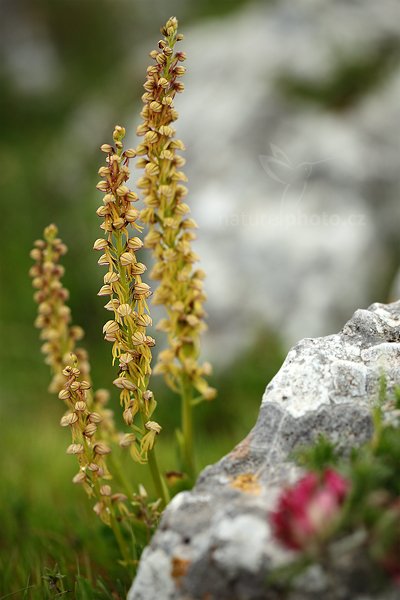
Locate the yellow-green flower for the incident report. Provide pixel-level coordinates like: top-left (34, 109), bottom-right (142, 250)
top-left (95, 125), bottom-right (162, 465)
top-left (135, 17), bottom-right (216, 476)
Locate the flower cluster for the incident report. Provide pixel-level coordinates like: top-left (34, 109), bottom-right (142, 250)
top-left (30, 227), bottom-right (125, 523)
top-left (30, 225), bottom-right (88, 392)
top-left (95, 125), bottom-right (161, 463)
top-left (270, 469), bottom-right (348, 551)
top-left (59, 356), bottom-right (128, 524)
top-left (136, 17), bottom-right (216, 403)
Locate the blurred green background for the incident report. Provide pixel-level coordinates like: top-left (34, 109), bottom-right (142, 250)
top-left (0, 0), bottom-right (285, 597)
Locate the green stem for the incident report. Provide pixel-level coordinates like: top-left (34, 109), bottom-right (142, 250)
top-left (92, 473), bottom-right (135, 571)
top-left (108, 448), bottom-right (156, 537)
top-left (181, 375), bottom-right (195, 480)
top-left (109, 450), bottom-right (135, 499)
top-left (148, 446), bottom-right (170, 507)
top-left (110, 513), bottom-right (134, 573)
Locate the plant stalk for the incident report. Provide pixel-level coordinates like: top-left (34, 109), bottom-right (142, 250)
top-left (110, 513), bottom-right (133, 574)
top-left (181, 375), bottom-right (195, 480)
top-left (148, 446), bottom-right (170, 507)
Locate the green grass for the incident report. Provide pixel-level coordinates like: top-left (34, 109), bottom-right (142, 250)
top-left (0, 417), bottom-right (129, 598)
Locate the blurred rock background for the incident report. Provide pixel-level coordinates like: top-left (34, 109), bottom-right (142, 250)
top-left (180, 0), bottom-right (400, 361)
top-left (1, 0), bottom-right (400, 595)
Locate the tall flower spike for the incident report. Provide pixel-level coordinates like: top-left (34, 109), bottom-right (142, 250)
top-left (136, 17), bottom-right (216, 477)
top-left (95, 126), bottom-right (169, 505)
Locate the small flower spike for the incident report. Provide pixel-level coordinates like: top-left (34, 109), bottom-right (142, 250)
top-left (30, 224), bottom-right (84, 392)
top-left (60, 355), bottom-right (117, 524)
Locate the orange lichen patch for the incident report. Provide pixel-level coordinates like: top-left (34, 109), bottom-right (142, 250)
top-left (230, 472), bottom-right (261, 495)
top-left (171, 556), bottom-right (191, 583)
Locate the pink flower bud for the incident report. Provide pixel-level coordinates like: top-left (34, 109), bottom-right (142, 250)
top-left (270, 469), bottom-right (348, 551)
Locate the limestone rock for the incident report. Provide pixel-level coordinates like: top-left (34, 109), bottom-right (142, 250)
top-left (128, 301), bottom-right (400, 600)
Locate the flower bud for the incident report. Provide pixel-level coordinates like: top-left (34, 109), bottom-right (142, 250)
top-left (123, 408), bottom-right (134, 426)
top-left (97, 254), bottom-right (109, 266)
top-left (131, 262), bottom-right (147, 275)
top-left (145, 420), bottom-right (161, 434)
top-left (120, 252), bottom-right (135, 266)
top-left (113, 125), bottom-right (125, 141)
top-left (100, 484), bottom-right (112, 496)
top-left (93, 442), bottom-right (112, 455)
top-left (270, 469), bottom-right (348, 551)
top-left (98, 166), bottom-right (110, 177)
top-left (100, 143), bottom-right (113, 153)
top-left (96, 181), bottom-right (109, 192)
top-left (131, 331), bottom-right (147, 345)
top-left (66, 443), bottom-right (84, 455)
top-left (125, 208), bottom-right (140, 223)
top-left (60, 413), bottom-right (78, 426)
top-left (102, 320), bottom-right (120, 336)
top-left (127, 237), bottom-right (143, 251)
top-left (103, 271), bottom-right (119, 284)
top-left (88, 412), bottom-right (102, 424)
top-left (149, 101), bottom-right (163, 113)
top-left (117, 303), bottom-right (133, 317)
top-left (145, 162), bottom-right (160, 177)
top-left (144, 130), bottom-right (159, 144)
top-left (116, 185), bottom-right (130, 197)
top-left (112, 217), bottom-right (125, 230)
top-left (97, 284), bottom-right (112, 296)
top-left (113, 377), bottom-right (136, 390)
top-left (93, 238), bottom-right (109, 251)
top-left (135, 313), bottom-right (152, 327)
top-left (84, 423), bottom-right (97, 437)
top-left (134, 282), bottom-right (151, 297)
top-left (58, 388), bottom-right (71, 401)
top-left (104, 299), bottom-right (120, 311)
top-left (72, 471), bottom-right (87, 484)
top-left (158, 125), bottom-right (175, 137)
top-left (119, 433), bottom-right (136, 447)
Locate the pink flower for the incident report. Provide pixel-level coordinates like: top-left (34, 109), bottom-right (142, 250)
top-left (270, 469), bottom-right (349, 551)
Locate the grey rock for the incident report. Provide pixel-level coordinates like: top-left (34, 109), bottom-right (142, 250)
top-left (128, 301), bottom-right (400, 600)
